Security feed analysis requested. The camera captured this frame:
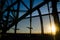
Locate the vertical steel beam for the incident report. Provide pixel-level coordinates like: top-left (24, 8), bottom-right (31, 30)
top-left (15, 0), bottom-right (20, 34)
top-left (47, 2), bottom-right (52, 35)
top-left (30, 0), bottom-right (32, 34)
top-left (52, 0), bottom-right (60, 33)
top-left (37, 9), bottom-right (44, 34)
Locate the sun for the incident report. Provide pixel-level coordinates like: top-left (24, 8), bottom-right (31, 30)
top-left (51, 23), bottom-right (56, 35)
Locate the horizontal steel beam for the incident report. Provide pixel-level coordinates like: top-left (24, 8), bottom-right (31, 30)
top-left (25, 12), bottom-right (60, 19)
top-left (7, 9), bottom-right (27, 12)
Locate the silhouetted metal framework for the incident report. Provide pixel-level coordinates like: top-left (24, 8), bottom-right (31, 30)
top-left (0, 0), bottom-right (60, 36)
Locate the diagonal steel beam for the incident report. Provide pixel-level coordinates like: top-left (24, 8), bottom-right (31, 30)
top-left (21, 0), bottom-right (29, 9)
top-left (2, 0), bottom-right (18, 14)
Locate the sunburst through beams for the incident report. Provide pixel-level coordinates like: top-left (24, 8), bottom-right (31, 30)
top-left (51, 23), bottom-right (56, 35)
top-left (47, 23), bottom-right (57, 35)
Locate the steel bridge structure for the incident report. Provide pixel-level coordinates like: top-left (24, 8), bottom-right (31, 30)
top-left (0, 0), bottom-right (60, 40)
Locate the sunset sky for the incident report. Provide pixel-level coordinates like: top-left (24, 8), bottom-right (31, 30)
top-left (5, 0), bottom-right (60, 34)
